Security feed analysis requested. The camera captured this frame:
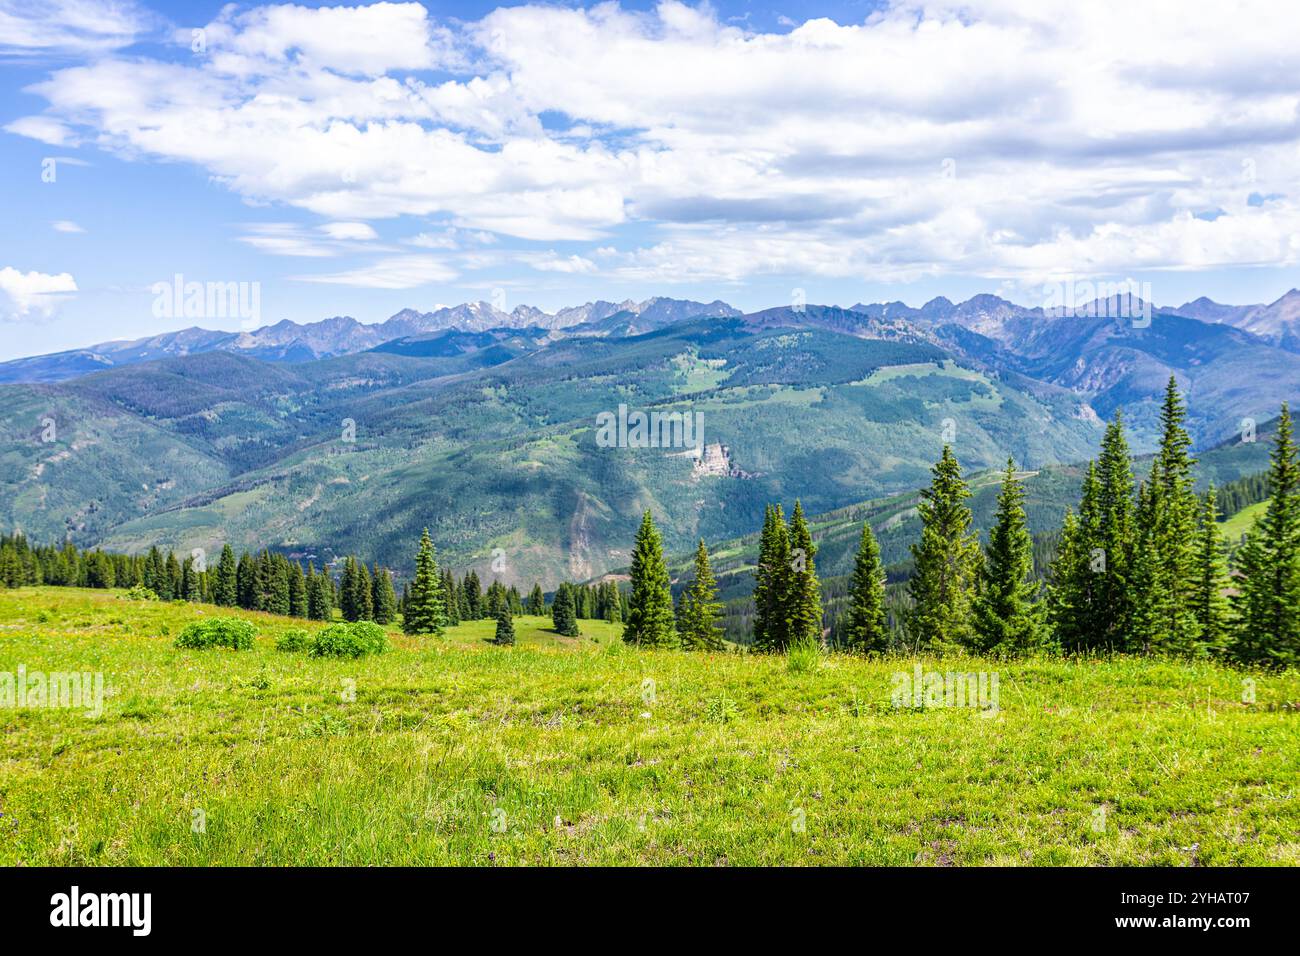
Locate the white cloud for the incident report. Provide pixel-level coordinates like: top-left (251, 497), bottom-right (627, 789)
top-left (292, 254), bottom-right (457, 289)
top-left (9, 0), bottom-right (1300, 282)
top-left (3, 116), bottom-right (77, 145)
top-left (0, 0), bottom-right (152, 56)
top-left (320, 221), bottom-right (378, 241)
top-left (238, 223), bottom-right (339, 258)
top-left (0, 266), bottom-right (78, 319)
top-left (52, 220), bottom-right (85, 233)
top-left (526, 252), bottom-right (599, 274)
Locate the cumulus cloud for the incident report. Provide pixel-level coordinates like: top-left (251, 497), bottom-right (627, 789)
top-left (8, 0), bottom-right (1300, 283)
top-left (0, 267), bottom-right (78, 319)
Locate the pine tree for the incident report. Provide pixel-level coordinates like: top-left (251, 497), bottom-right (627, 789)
top-left (306, 563), bottom-right (331, 621)
top-left (1190, 485), bottom-right (1230, 655)
top-left (1128, 476), bottom-right (1161, 653)
top-left (786, 500), bottom-right (822, 647)
top-left (551, 583), bottom-right (580, 637)
top-left (371, 565), bottom-right (397, 625)
top-left (678, 539), bottom-right (724, 651)
top-left (1095, 411), bottom-right (1136, 648)
top-left (843, 519), bottom-right (888, 653)
top-left (1233, 404), bottom-right (1300, 666)
top-left (906, 445), bottom-right (981, 652)
top-left (527, 583), bottom-right (545, 615)
top-left (339, 557), bottom-right (358, 621)
top-left (1145, 376), bottom-right (1201, 654)
top-left (1047, 462), bottom-right (1106, 652)
top-left (752, 504), bottom-right (792, 652)
top-left (464, 571), bottom-right (483, 619)
top-left (622, 510), bottom-right (676, 648)
top-left (403, 529), bottom-right (446, 635)
top-left (215, 545), bottom-right (237, 606)
top-left (972, 460), bottom-right (1046, 656)
top-left (357, 561), bottom-right (374, 621)
top-left (440, 569), bottom-right (460, 626)
top-left (288, 561), bottom-right (307, 618)
top-left (494, 604), bottom-right (516, 646)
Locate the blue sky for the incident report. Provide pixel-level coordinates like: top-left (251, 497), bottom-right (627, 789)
top-left (2, 0), bottom-right (1299, 360)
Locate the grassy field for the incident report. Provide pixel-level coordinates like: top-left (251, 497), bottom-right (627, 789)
top-left (1, 587), bottom-right (1297, 866)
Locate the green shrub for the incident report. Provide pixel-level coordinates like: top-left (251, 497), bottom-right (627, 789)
top-left (786, 636), bottom-right (823, 674)
top-left (124, 586), bottom-right (159, 602)
top-left (308, 621), bottom-right (390, 659)
top-left (275, 629), bottom-right (311, 653)
top-left (175, 617), bottom-right (256, 651)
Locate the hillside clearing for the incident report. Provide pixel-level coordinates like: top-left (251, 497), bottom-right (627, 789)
top-left (0, 587), bottom-right (1296, 866)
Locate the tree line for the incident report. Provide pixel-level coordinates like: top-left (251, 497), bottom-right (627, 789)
top-left (619, 377), bottom-right (1298, 667)
top-left (6, 376), bottom-right (1297, 667)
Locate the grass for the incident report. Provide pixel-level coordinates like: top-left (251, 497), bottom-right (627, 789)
top-left (1, 586), bottom-right (1297, 866)
top-left (1220, 500), bottom-right (1266, 544)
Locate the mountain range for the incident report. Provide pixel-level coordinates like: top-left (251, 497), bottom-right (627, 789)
top-left (0, 297), bottom-right (742, 383)
top-left (1, 292), bottom-right (1296, 588)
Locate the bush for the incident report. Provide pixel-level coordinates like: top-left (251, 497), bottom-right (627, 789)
top-left (175, 617), bottom-right (256, 651)
top-left (275, 629), bottom-right (311, 653)
top-left (308, 621), bottom-right (390, 659)
top-left (124, 586), bottom-right (159, 602)
top-left (786, 636), bottom-right (822, 674)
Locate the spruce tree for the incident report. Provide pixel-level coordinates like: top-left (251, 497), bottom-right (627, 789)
top-left (1128, 476), bottom-right (1161, 653)
top-left (551, 583), bottom-right (580, 637)
top-left (622, 510), bottom-right (676, 648)
top-left (843, 519), bottom-right (887, 653)
top-left (527, 583), bottom-right (545, 615)
top-left (464, 571), bottom-right (483, 618)
top-left (678, 539), bottom-right (724, 651)
top-left (288, 561), bottom-right (307, 618)
top-left (494, 604), bottom-right (516, 645)
top-left (403, 529), bottom-right (446, 635)
top-left (339, 557), bottom-right (358, 621)
top-left (1095, 412), bottom-right (1136, 648)
top-left (441, 569), bottom-right (460, 626)
top-left (215, 544), bottom-right (238, 607)
top-left (372, 565), bottom-right (397, 625)
top-left (752, 504), bottom-right (792, 652)
top-left (906, 445), bottom-right (981, 653)
top-left (1047, 462), bottom-right (1106, 652)
top-left (1146, 376), bottom-right (1201, 654)
top-left (306, 563), bottom-right (331, 621)
top-left (751, 506), bottom-right (776, 649)
top-left (1233, 404), bottom-right (1300, 666)
top-left (1191, 485), bottom-right (1231, 655)
top-left (786, 500), bottom-right (823, 647)
top-left (972, 460), bottom-right (1046, 656)
top-left (356, 561), bottom-right (374, 621)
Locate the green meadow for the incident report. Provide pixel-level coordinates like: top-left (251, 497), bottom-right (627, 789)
top-left (0, 587), bottom-right (1296, 866)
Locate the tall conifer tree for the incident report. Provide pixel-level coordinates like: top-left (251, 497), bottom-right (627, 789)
top-left (906, 445), bottom-right (981, 653)
top-left (678, 539), bottom-right (724, 651)
top-left (787, 500), bottom-right (823, 647)
top-left (623, 510), bottom-right (676, 648)
top-left (1233, 404), bottom-right (1300, 666)
top-left (1191, 485), bottom-right (1231, 655)
top-left (404, 529), bottom-right (446, 635)
top-left (972, 460), bottom-right (1045, 656)
top-left (843, 519), bottom-right (887, 653)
